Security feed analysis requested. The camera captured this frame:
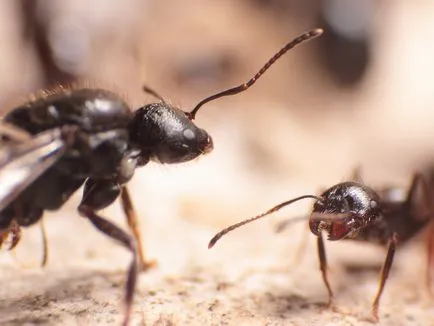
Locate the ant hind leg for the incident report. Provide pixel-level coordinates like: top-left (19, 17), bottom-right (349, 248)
top-left (0, 220), bottom-right (21, 251)
top-left (426, 222), bottom-right (434, 298)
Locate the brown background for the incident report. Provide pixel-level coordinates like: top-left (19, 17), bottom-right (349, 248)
top-left (0, 1), bottom-right (434, 325)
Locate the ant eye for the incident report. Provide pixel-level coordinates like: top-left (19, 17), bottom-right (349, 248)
top-left (183, 129), bottom-right (195, 140)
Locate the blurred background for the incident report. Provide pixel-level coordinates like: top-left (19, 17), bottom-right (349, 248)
top-left (1, 1), bottom-right (434, 325)
top-left (1, 0), bottom-right (434, 194)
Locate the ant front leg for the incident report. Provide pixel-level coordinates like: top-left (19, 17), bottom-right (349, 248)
top-left (78, 179), bottom-right (139, 326)
top-left (317, 232), bottom-right (334, 307)
top-left (371, 232), bottom-right (399, 323)
top-left (79, 179), bottom-right (153, 271)
top-left (120, 186), bottom-right (156, 270)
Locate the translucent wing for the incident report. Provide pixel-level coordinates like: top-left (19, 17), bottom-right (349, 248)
top-left (0, 124), bottom-right (67, 211)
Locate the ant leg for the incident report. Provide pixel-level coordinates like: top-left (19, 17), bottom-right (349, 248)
top-left (80, 179), bottom-right (153, 272)
top-left (78, 205), bottom-right (138, 326)
top-left (40, 219), bottom-right (48, 267)
top-left (371, 232), bottom-right (398, 322)
top-left (407, 173), bottom-right (423, 197)
top-left (426, 222), bottom-right (434, 297)
top-left (317, 233), bottom-right (334, 307)
top-left (350, 166), bottom-right (363, 183)
top-left (0, 229), bottom-right (5, 248)
top-left (0, 220), bottom-right (21, 250)
top-left (9, 220), bottom-right (21, 250)
top-left (142, 85), bottom-right (165, 102)
top-left (405, 173), bottom-right (430, 212)
top-left (9, 221), bottom-right (48, 269)
top-left (120, 186), bottom-right (156, 270)
top-left (404, 173), bottom-right (434, 297)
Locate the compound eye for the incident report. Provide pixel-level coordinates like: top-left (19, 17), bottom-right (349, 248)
top-left (183, 128), bottom-right (196, 140)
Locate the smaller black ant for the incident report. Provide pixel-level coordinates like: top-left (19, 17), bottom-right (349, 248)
top-left (0, 28), bottom-right (323, 326)
top-left (209, 172), bottom-right (434, 322)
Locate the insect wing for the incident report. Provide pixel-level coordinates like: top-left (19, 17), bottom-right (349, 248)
top-left (0, 128), bottom-right (66, 211)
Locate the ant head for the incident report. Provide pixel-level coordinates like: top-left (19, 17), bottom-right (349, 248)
top-left (132, 28), bottom-right (323, 165)
top-left (309, 182), bottom-right (382, 241)
top-left (130, 102), bottom-right (213, 164)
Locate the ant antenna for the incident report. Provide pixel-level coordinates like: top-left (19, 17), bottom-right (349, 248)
top-left (188, 28), bottom-right (323, 120)
top-left (142, 85), bottom-right (165, 102)
top-left (208, 195), bottom-right (322, 249)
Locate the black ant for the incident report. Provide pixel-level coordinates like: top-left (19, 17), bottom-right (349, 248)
top-left (0, 28), bottom-right (323, 325)
top-left (208, 172), bottom-right (434, 322)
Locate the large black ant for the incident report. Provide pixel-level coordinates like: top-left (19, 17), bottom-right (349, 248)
top-left (0, 28), bottom-right (323, 325)
top-left (209, 172), bottom-right (434, 322)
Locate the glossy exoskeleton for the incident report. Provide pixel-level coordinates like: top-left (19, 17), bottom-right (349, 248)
top-left (209, 173), bottom-right (434, 322)
top-left (0, 28), bottom-right (323, 326)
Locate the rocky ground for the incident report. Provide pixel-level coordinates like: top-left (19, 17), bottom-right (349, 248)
top-left (1, 1), bottom-right (434, 325)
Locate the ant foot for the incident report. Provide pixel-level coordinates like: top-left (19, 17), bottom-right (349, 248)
top-left (139, 259), bottom-right (157, 272)
top-left (318, 298), bottom-right (335, 312)
top-left (363, 315), bottom-right (379, 324)
top-left (364, 308), bottom-right (379, 324)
